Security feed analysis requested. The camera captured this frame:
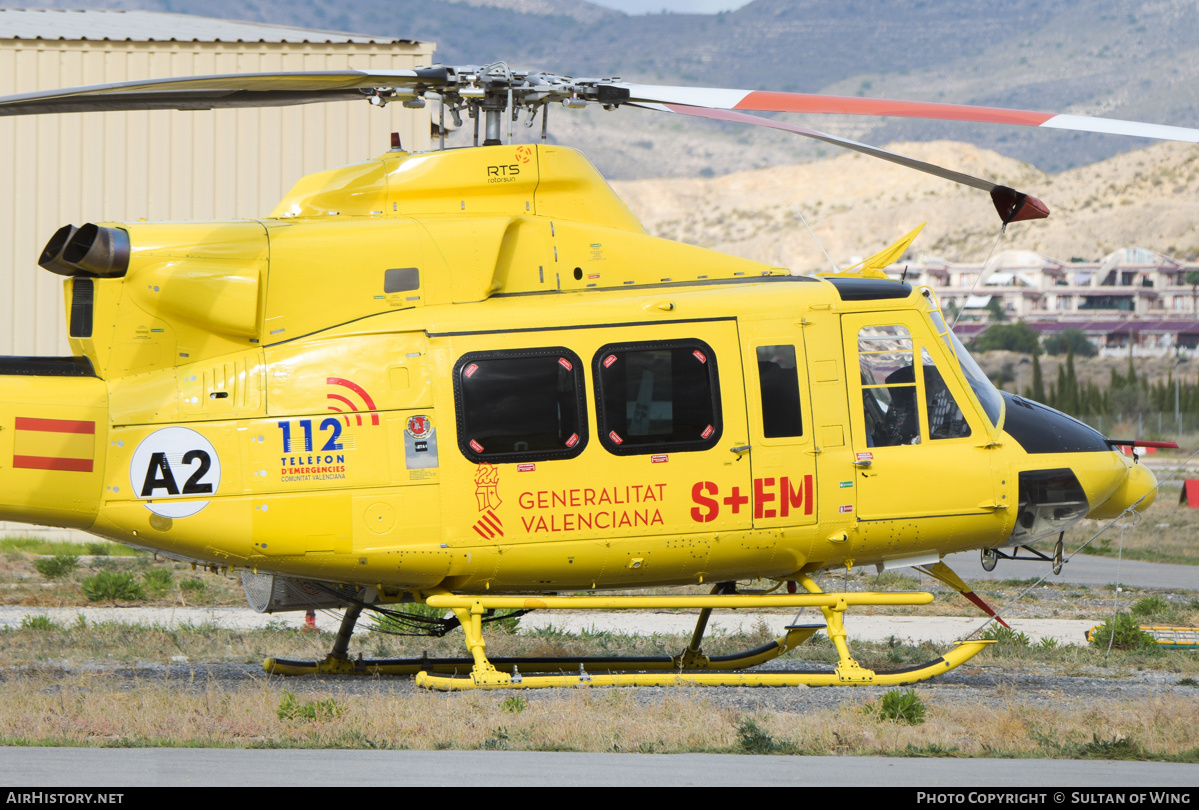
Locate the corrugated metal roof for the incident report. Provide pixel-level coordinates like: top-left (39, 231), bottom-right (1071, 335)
top-left (0, 8), bottom-right (420, 44)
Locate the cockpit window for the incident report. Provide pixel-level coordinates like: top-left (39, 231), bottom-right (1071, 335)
top-left (922, 294), bottom-right (1003, 428)
top-left (946, 329), bottom-right (1002, 426)
top-left (858, 326), bottom-right (919, 447)
top-left (922, 348), bottom-right (971, 440)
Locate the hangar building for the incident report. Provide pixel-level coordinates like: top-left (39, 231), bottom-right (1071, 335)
top-left (0, 8), bottom-right (432, 540)
top-left (0, 8), bottom-right (434, 358)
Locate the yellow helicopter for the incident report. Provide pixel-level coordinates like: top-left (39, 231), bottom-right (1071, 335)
top-left (0, 64), bottom-right (1187, 690)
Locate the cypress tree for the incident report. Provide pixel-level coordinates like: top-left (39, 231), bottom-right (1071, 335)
top-left (1110, 367), bottom-right (1124, 390)
top-left (1031, 352), bottom-right (1046, 402)
top-left (1063, 345), bottom-right (1079, 414)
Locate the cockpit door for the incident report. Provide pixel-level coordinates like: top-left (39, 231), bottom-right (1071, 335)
top-left (841, 312), bottom-right (997, 522)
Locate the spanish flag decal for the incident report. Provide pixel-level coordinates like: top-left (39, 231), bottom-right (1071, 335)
top-left (12, 417), bottom-right (95, 473)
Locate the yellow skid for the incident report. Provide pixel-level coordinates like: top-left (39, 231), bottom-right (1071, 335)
top-left (415, 640), bottom-right (994, 691)
top-left (425, 592), bottom-right (933, 610)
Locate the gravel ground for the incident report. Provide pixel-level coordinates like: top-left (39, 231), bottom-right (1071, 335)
top-left (5, 554), bottom-right (1193, 718)
top-left (30, 654), bottom-right (1194, 717)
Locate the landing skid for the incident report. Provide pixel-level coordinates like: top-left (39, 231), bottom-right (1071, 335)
top-left (416, 641), bottom-right (992, 690)
top-left (265, 627), bottom-right (825, 677)
top-left (263, 576), bottom-right (994, 689)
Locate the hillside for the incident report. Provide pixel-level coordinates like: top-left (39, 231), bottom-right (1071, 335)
top-left (14, 0), bottom-right (1199, 177)
top-left (610, 139), bottom-right (1199, 269)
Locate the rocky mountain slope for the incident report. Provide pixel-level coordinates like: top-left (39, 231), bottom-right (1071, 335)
top-left (610, 139), bottom-right (1199, 269)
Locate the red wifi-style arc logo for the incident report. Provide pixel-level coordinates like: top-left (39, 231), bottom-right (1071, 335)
top-left (326, 377), bottom-right (380, 427)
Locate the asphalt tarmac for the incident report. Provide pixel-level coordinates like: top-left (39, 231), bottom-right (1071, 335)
top-left (1, 748), bottom-right (1195, 787)
top-left (941, 550), bottom-right (1197, 591)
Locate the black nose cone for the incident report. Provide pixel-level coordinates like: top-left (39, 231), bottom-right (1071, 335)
top-left (1001, 392), bottom-right (1109, 455)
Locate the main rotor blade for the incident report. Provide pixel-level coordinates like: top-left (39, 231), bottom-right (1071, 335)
top-left (619, 83), bottom-right (1199, 144)
top-left (0, 68), bottom-right (452, 115)
top-left (638, 102), bottom-right (1049, 224)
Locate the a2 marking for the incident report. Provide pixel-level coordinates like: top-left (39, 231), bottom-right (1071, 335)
top-left (139, 450), bottom-right (214, 497)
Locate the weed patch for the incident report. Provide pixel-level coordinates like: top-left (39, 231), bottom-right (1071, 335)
top-left (867, 689), bottom-right (927, 725)
top-left (983, 625), bottom-right (1033, 647)
top-left (81, 571), bottom-right (145, 603)
top-left (735, 718), bottom-right (794, 754)
top-left (1131, 595), bottom-right (1169, 619)
top-left (33, 555), bottom-right (78, 580)
top-left (276, 690), bottom-right (345, 722)
top-left (19, 615), bottom-right (60, 632)
top-left (1076, 735), bottom-right (1144, 760)
top-left (141, 569), bottom-right (174, 598)
top-left (482, 727), bottom-right (512, 750)
top-left (1089, 613), bottom-right (1161, 653)
top-left (179, 579), bottom-right (207, 597)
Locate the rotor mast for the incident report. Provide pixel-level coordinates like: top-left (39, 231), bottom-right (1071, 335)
top-left (392, 63), bottom-right (629, 149)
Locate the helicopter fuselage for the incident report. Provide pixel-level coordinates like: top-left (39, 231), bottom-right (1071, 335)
top-left (0, 143), bottom-right (1153, 596)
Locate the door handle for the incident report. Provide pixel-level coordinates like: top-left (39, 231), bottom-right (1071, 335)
top-left (729, 444), bottom-right (750, 455)
top-left (852, 459), bottom-right (872, 468)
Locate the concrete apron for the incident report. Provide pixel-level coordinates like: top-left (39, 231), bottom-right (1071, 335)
top-left (0, 606), bottom-right (1100, 647)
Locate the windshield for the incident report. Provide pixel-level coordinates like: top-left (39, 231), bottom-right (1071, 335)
top-left (919, 289), bottom-right (1002, 427)
top-left (946, 329), bottom-right (1003, 426)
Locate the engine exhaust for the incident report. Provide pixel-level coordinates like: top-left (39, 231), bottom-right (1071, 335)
top-left (61, 223), bottom-right (130, 277)
top-left (37, 224), bottom-right (79, 276)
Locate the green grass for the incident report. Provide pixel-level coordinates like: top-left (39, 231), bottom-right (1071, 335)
top-left (19, 615), bottom-right (61, 632)
top-left (0, 537), bottom-right (138, 557)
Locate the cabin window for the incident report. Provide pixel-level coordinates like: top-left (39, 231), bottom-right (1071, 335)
top-left (756, 345), bottom-right (802, 438)
top-left (594, 339), bottom-right (722, 455)
top-left (454, 348), bottom-right (587, 463)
